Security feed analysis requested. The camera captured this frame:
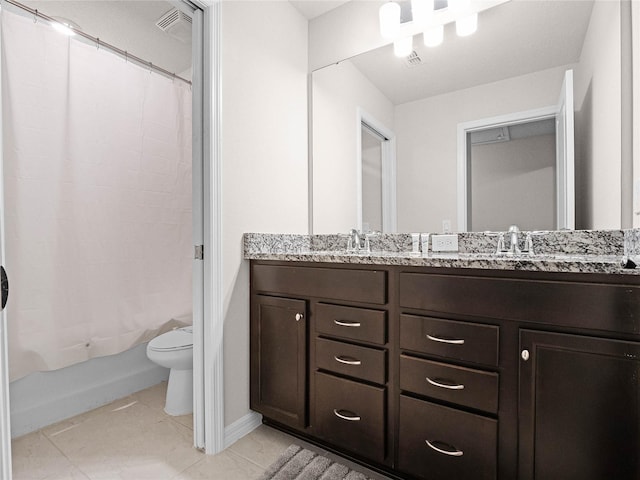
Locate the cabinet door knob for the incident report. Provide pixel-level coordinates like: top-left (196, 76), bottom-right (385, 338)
top-left (295, 313), bottom-right (304, 322)
top-left (521, 349), bottom-right (530, 361)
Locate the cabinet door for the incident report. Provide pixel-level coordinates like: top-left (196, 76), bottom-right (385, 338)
top-left (251, 295), bottom-right (307, 429)
top-left (519, 330), bottom-right (640, 480)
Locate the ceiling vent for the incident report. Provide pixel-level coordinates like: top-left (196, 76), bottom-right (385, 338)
top-left (404, 51), bottom-right (423, 68)
top-left (156, 8), bottom-right (192, 44)
top-left (470, 126), bottom-right (511, 145)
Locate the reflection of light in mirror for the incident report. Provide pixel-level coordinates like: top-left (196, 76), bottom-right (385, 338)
top-left (423, 24), bottom-right (443, 47)
top-left (456, 12), bottom-right (478, 36)
top-left (379, 1), bottom-right (401, 38)
top-left (394, 36), bottom-right (413, 57)
top-left (411, 0), bottom-right (434, 23)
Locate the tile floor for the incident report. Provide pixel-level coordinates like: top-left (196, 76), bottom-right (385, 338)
top-left (11, 382), bottom-right (391, 480)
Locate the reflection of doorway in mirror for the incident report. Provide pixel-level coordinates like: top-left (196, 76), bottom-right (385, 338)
top-left (469, 119), bottom-right (556, 232)
top-left (458, 69), bottom-right (575, 232)
top-left (357, 109), bottom-right (397, 233)
top-left (361, 124), bottom-right (384, 232)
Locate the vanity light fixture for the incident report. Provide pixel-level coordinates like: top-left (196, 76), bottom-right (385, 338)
top-left (380, 0), bottom-right (507, 57)
top-left (394, 35), bottom-right (414, 57)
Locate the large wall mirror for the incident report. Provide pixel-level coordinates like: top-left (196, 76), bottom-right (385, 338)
top-left (311, 0), bottom-right (631, 234)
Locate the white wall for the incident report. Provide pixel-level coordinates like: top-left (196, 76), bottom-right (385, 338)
top-left (220, 0), bottom-right (308, 427)
top-left (308, 0), bottom-right (387, 71)
top-left (395, 64), bottom-right (573, 233)
top-left (470, 134), bottom-right (556, 231)
top-left (312, 60), bottom-right (394, 233)
top-left (574, 0), bottom-right (622, 229)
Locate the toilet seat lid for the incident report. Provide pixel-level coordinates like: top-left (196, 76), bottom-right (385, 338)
top-left (148, 327), bottom-right (193, 352)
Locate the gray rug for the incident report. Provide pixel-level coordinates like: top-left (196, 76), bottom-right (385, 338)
top-left (259, 444), bottom-right (375, 480)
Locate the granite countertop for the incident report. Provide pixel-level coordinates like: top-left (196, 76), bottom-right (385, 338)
top-left (244, 230), bottom-right (640, 275)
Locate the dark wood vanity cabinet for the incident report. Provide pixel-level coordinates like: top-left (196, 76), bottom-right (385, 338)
top-left (250, 260), bottom-right (640, 479)
top-left (250, 295), bottom-right (308, 429)
top-left (519, 330), bottom-right (640, 480)
top-left (250, 263), bottom-right (391, 467)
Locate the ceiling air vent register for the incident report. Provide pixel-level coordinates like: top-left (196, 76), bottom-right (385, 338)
top-left (404, 51), bottom-right (423, 68)
top-left (155, 8), bottom-right (192, 44)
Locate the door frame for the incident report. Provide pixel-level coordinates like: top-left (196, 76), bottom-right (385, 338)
top-left (0, 0), bottom-right (225, 471)
top-left (456, 105), bottom-right (558, 232)
top-left (0, 6), bottom-right (12, 475)
top-left (356, 108), bottom-right (397, 233)
top-left (188, 0), bottom-right (224, 455)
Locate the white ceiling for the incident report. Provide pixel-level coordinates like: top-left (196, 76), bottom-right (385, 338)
top-left (349, 0), bottom-right (595, 105)
top-left (289, 0), bottom-right (351, 19)
top-left (17, 1), bottom-right (192, 75)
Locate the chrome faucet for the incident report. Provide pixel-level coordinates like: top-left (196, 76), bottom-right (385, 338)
top-left (506, 225), bottom-right (521, 255)
top-left (489, 226), bottom-right (546, 256)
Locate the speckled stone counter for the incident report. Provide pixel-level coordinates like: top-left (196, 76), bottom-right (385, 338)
top-left (243, 230), bottom-right (640, 275)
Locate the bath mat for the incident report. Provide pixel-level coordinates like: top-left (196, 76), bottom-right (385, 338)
top-left (259, 444), bottom-right (375, 480)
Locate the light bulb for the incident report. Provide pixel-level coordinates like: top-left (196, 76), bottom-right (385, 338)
top-left (456, 12), bottom-right (478, 36)
top-left (411, 0), bottom-right (434, 25)
top-left (423, 24), bottom-right (443, 47)
top-left (379, 2), bottom-right (401, 38)
top-left (393, 36), bottom-right (413, 57)
top-left (449, 0), bottom-right (471, 13)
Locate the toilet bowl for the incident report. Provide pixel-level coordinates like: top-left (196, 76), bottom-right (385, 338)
top-left (147, 326), bottom-right (193, 416)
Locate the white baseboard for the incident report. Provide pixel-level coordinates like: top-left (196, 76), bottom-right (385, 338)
top-left (224, 411), bottom-right (262, 449)
top-left (10, 343), bottom-right (169, 438)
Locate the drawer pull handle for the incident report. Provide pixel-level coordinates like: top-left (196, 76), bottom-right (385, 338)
top-left (334, 320), bottom-right (361, 328)
top-left (334, 355), bottom-right (362, 366)
top-left (426, 377), bottom-right (465, 390)
top-left (426, 334), bottom-right (465, 345)
top-left (333, 409), bottom-right (361, 421)
top-left (425, 440), bottom-right (464, 457)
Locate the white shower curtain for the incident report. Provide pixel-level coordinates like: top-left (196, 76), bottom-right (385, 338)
top-left (1, 10), bottom-right (193, 380)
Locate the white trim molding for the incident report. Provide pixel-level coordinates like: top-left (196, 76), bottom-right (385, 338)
top-left (224, 411), bottom-right (263, 449)
top-left (190, 0), bottom-right (224, 455)
top-left (356, 107), bottom-right (397, 233)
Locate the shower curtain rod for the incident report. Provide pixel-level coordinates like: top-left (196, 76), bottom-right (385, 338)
top-left (2, 0), bottom-right (192, 86)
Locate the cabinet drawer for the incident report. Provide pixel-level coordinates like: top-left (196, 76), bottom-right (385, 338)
top-left (316, 338), bottom-right (386, 384)
top-left (398, 395), bottom-right (497, 480)
top-left (316, 303), bottom-right (387, 345)
top-left (400, 314), bottom-right (499, 366)
top-left (400, 355), bottom-right (498, 414)
top-left (400, 272), bottom-right (640, 335)
top-left (252, 264), bottom-right (387, 304)
top-left (315, 372), bottom-right (386, 463)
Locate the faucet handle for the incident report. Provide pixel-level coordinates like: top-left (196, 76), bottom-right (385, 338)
top-left (496, 233), bottom-right (506, 254)
top-left (523, 231), bottom-right (546, 255)
top-left (484, 231), bottom-right (507, 254)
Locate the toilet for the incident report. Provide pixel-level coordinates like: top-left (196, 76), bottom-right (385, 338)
top-left (146, 326), bottom-right (193, 416)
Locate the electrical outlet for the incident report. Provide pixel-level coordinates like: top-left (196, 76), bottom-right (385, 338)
top-left (432, 234), bottom-right (459, 252)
